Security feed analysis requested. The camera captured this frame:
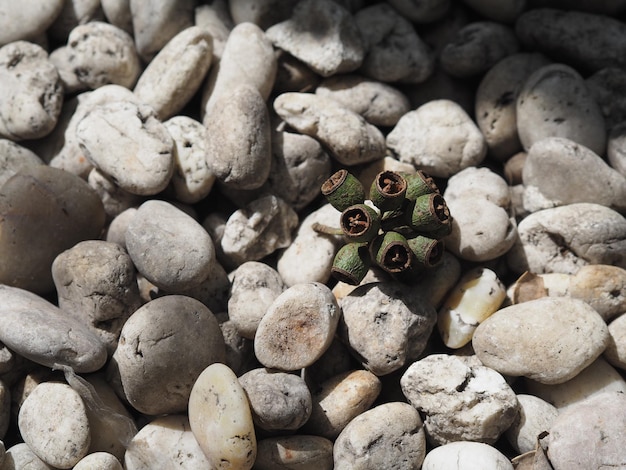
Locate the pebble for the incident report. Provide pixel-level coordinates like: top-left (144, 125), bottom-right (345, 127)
top-left (607, 314), bottom-right (626, 370)
top-left (228, 0), bottom-right (294, 29)
top-left (107, 295), bottom-right (225, 415)
top-left (267, 130), bottom-right (331, 211)
top-left (386, 99), bottom-right (487, 178)
top-left (216, 312), bottom-right (253, 376)
top-left (134, 26), bottom-right (213, 120)
top-left (18, 382), bottom-right (91, 469)
top-left (125, 200), bottom-right (215, 291)
top-left (315, 75), bottom-right (411, 127)
top-left (130, 0), bottom-right (195, 61)
top-left (387, 0), bottom-right (450, 23)
top-left (101, 0), bottom-right (133, 34)
top-left (73, 452), bottom-right (122, 470)
top-left (76, 100), bottom-right (175, 196)
top-left (163, 116), bottom-right (216, 204)
top-left (105, 207), bottom-right (137, 249)
top-left (547, 391), bottom-right (626, 470)
top-left (608, 122), bottom-right (626, 177)
top-left (266, 0), bottom-right (364, 77)
top-left (443, 166), bottom-right (510, 208)
top-left (505, 394), bottom-right (558, 454)
top-left (239, 368), bottom-right (312, 431)
top-left (587, 67), bottom-right (626, 131)
top-left (87, 168), bottom-right (141, 220)
top-left (3, 443), bottom-right (53, 469)
top-left (400, 354), bottom-right (518, 445)
top-left (421, 441), bottom-right (513, 470)
top-left (339, 282), bottom-right (437, 376)
top-left (507, 203), bottom-right (626, 274)
top-left (205, 84), bottom-right (271, 190)
top-left (0, 165), bottom-right (105, 294)
top-left (460, 0), bottom-right (525, 23)
top-left (254, 282), bottom-right (340, 371)
top-left (516, 64), bottom-right (606, 156)
top-left (523, 137), bottom-right (626, 213)
top-left (473, 297), bottom-right (609, 384)
top-left (124, 414), bottom-right (211, 470)
top-left (273, 92), bottom-right (386, 166)
top-left (515, 9), bottom-right (626, 72)
top-left (441, 21), bottom-right (519, 78)
top-left (302, 369), bottom-right (381, 439)
top-left (48, 0), bottom-right (104, 43)
top-left (194, 2), bottom-right (232, 60)
top-left (354, 3), bottom-right (433, 84)
top-left (255, 435), bottom-right (333, 470)
top-left (221, 195), bottom-right (298, 266)
top-left (0, 41), bottom-right (63, 141)
top-left (188, 363), bottom-right (257, 470)
top-left (437, 267), bottom-right (506, 349)
top-left (475, 53), bottom-right (550, 160)
top-left (228, 261), bottom-right (286, 339)
top-left (0, 139), bottom-right (44, 188)
top-left (52, 240), bottom-right (142, 354)
top-left (0, 1), bottom-right (63, 46)
top-left (333, 402), bottom-right (427, 470)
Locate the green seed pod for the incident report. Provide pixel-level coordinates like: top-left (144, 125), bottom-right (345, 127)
top-left (370, 231), bottom-right (413, 274)
top-left (331, 242), bottom-right (370, 285)
top-left (369, 171), bottom-right (408, 212)
top-left (406, 234), bottom-right (444, 268)
top-left (407, 193), bottom-right (451, 233)
top-left (403, 170), bottom-right (439, 201)
top-left (321, 169), bottom-right (365, 212)
top-left (340, 204), bottom-right (381, 243)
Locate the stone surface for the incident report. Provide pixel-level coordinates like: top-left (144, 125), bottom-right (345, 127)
top-left (400, 354), bottom-right (518, 446)
top-left (608, 121), bottom-right (626, 177)
top-left (188, 363), bottom-right (257, 470)
top-left (87, 168), bottom-right (141, 220)
top-left (422, 441), bottom-right (514, 470)
top-left (254, 282), bottom-right (340, 371)
top-left (48, 0), bottom-right (104, 43)
top-left (254, 435), bottom-right (333, 470)
top-left (333, 402), bottom-right (427, 470)
top-left (473, 297), bottom-right (609, 384)
top-left (73, 452), bottom-right (123, 470)
top-left (505, 394), bottom-right (558, 454)
top-left (444, 166), bottom-right (510, 208)
top-left (387, 0), bottom-right (450, 22)
top-left (0, 1), bottom-right (63, 46)
top-left (607, 314), bottom-right (626, 370)
top-left (0, 139), bottom-right (44, 188)
top-left (587, 67), bottom-right (626, 131)
top-left (107, 295), bottom-right (225, 415)
top-left (3, 443), bottom-right (54, 469)
top-left (194, 2), bottom-right (233, 60)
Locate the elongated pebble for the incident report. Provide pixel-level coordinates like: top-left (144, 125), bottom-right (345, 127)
top-left (188, 363), bottom-right (256, 470)
top-left (254, 282), bottom-right (340, 371)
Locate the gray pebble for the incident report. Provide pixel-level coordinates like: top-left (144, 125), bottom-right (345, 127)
top-left (215, 312), bottom-right (253, 375)
top-left (87, 168), bottom-right (141, 220)
top-left (125, 200), bottom-right (215, 291)
top-left (516, 63), bottom-right (606, 155)
top-left (339, 282), bottom-right (437, 376)
top-left (400, 354), bottom-right (518, 445)
top-left (266, 0), bottom-right (363, 77)
top-left (355, 3), bottom-right (433, 84)
top-left (255, 435), bottom-right (333, 470)
top-left (315, 75), bottom-right (411, 127)
top-left (194, 2), bottom-right (233, 60)
top-left (3, 443), bottom-right (53, 469)
top-left (0, 285), bottom-right (107, 373)
top-left (441, 21), bottom-right (519, 78)
top-left (105, 207), bottom-right (137, 249)
top-left (73, 452), bottom-right (123, 470)
top-left (0, 1), bottom-right (63, 46)
top-left (460, 0), bottom-right (526, 22)
top-left (0, 165), bottom-right (105, 294)
top-left (274, 92), bottom-right (386, 166)
top-left (77, 100), bottom-right (174, 196)
top-left (130, 0), bottom-right (195, 61)
top-left (101, 0), bottom-right (133, 34)
top-left (0, 41), bottom-right (63, 141)
top-left (608, 122), bottom-right (626, 178)
top-left (274, 49), bottom-right (321, 93)
top-left (52, 240), bottom-right (142, 355)
top-left (334, 402), bottom-right (427, 470)
top-left (254, 282), bottom-right (340, 371)
top-left (505, 394), bottom-right (558, 454)
top-left (586, 67), bottom-right (626, 131)
top-left (387, 0), bottom-right (450, 23)
top-left (205, 85), bottom-right (271, 190)
top-left (107, 295), bottom-right (225, 415)
top-left (0, 139), bottom-right (44, 188)
top-left (228, 261), bottom-right (286, 339)
top-left (221, 195), bottom-right (298, 266)
top-left (387, 99), bottom-right (487, 177)
top-left (134, 26), bottom-right (213, 120)
top-left (239, 368), bottom-right (312, 431)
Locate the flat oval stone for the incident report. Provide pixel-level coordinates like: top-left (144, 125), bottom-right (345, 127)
top-left (0, 165), bottom-right (105, 294)
top-left (255, 435), bottom-right (333, 470)
top-left (0, 285), bottom-right (107, 372)
top-left (125, 200), bottom-right (215, 291)
top-left (18, 382), bottom-right (91, 469)
top-left (107, 295), bottom-right (225, 415)
top-left (254, 282), bottom-right (341, 371)
top-left (0, 1), bottom-right (63, 46)
top-left (473, 297), bottom-right (609, 384)
top-left (188, 363), bottom-right (257, 470)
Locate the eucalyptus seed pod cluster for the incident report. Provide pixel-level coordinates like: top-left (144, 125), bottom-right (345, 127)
top-left (316, 169), bottom-right (452, 285)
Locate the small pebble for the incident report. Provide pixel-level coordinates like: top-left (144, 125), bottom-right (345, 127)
top-left (607, 314), bottom-right (626, 370)
top-left (3, 443), bottom-right (53, 470)
top-left (255, 435), bottom-right (333, 470)
top-left (422, 441), bottom-right (513, 470)
top-left (73, 452), bottom-right (123, 470)
top-left (194, 2), bottom-right (233, 60)
top-left (301, 369), bottom-right (381, 439)
top-left (444, 166), bottom-right (511, 208)
top-left (505, 394), bottom-right (558, 454)
top-left (254, 282), bottom-right (340, 371)
top-left (333, 402), bottom-right (427, 470)
top-left (239, 368), bottom-right (312, 431)
top-left (608, 122), bottom-right (626, 177)
top-left (0, 139), bottom-right (44, 188)
top-left (188, 363), bottom-right (257, 470)
top-left (87, 168), bottom-right (141, 220)
top-left (400, 354), bottom-right (518, 445)
top-left (0, 1), bottom-right (64, 46)
top-left (473, 297), bottom-right (609, 384)
top-left (18, 382), bottom-right (91, 469)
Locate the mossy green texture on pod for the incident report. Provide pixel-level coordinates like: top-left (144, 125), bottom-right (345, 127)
top-left (315, 169), bottom-right (452, 284)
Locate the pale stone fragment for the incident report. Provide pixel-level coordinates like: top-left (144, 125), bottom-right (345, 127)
top-left (422, 441), bottom-right (513, 470)
top-left (3, 443), bottom-right (53, 470)
top-left (194, 1), bottom-right (233, 60)
top-left (606, 313), bottom-right (626, 370)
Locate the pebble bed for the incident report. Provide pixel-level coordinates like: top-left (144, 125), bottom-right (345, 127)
top-left (1, 0), bottom-right (626, 469)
